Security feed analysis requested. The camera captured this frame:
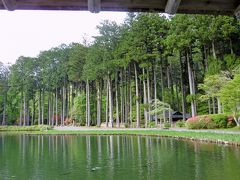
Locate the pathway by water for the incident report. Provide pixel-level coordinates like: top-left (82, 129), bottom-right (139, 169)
top-left (54, 126), bottom-right (240, 134)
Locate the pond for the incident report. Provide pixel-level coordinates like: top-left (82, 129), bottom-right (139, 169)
top-left (0, 134), bottom-right (240, 180)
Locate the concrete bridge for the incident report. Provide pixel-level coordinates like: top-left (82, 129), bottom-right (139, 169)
top-left (0, 0), bottom-right (239, 18)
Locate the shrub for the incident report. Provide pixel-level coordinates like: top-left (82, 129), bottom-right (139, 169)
top-left (186, 116), bottom-right (217, 129)
top-left (175, 120), bottom-right (185, 127)
top-left (147, 121), bottom-right (157, 128)
top-left (0, 125), bottom-right (52, 131)
top-left (208, 114), bottom-right (228, 128)
top-left (164, 122), bottom-right (171, 129)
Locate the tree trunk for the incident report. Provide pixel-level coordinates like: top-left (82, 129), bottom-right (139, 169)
top-left (48, 92), bottom-right (51, 125)
top-left (38, 90), bottom-right (41, 125)
top-left (62, 86), bottom-right (65, 125)
top-left (154, 65), bottom-right (158, 127)
top-left (65, 84), bottom-right (69, 119)
top-left (179, 51), bottom-right (187, 121)
top-left (41, 89), bottom-right (45, 125)
top-left (124, 68), bottom-right (129, 125)
top-left (134, 63), bottom-right (140, 128)
top-left (97, 81), bottom-right (101, 127)
top-left (27, 99), bottom-right (30, 126)
top-left (208, 99), bottom-right (212, 114)
top-left (160, 57), bottom-right (165, 102)
top-left (187, 50), bottom-right (197, 117)
top-left (217, 97), bottom-right (221, 114)
top-left (212, 41), bottom-right (217, 59)
top-left (23, 93), bottom-right (26, 126)
top-left (31, 98), bottom-right (35, 125)
top-left (105, 78), bottom-right (109, 127)
top-left (230, 38), bottom-right (234, 55)
top-left (2, 90), bottom-right (7, 125)
top-left (120, 69), bottom-right (124, 125)
top-left (55, 88), bottom-right (58, 126)
top-left (129, 76), bottom-right (132, 127)
top-left (115, 72), bottom-right (120, 128)
top-left (86, 79), bottom-right (91, 127)
top-left (147, 69), bottom-right (151, 122)
top-left (108, 72), bottom-right (114, 128)
top-left (52, 93), bottom-right (55, 126)
top-left (175, 81), bottom-right (180, 111)
top-left (19, 90), bottom-right (23, 126)
top-left (142, 68), bottom-right (148, 128)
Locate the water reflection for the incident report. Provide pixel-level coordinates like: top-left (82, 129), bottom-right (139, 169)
top-left (0, 134), bottom-right (240, 180)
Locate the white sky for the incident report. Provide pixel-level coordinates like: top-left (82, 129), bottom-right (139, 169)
top-left (0, 10), bottom-right (126, 64)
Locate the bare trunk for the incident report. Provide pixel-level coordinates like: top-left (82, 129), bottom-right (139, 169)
top-left (2, 91), bottom-right (7, 125)
top-left (187, 50), bottom-right (197, 117)
top-left (55, 88), bottom-right (58, 126)
top-left (234, 117), bottom-right (240, 127)
top-left (217, 97), bottom-right (221, 114)
top-left (38, 90), bottom-right (41, 125)
top-left (179, 51), bottom-right (187, 121)
top-left (230, 38), bottom-right (234, 55)
top-left (86, 79), bottom-right (90, 127)
top-left (208, 99), bottom-right (212, 114)
top-left (124, 68), bottom-right (129, 125)
top-left (23, 93), bottom-right (26, 126)
top-left (48, 92), bottom-right (51, 125)
top-left (212, 41), bottom-right (217, 59)
top-left (154, 65), bottom-right (158, 126)
top-left (105, 78), bottom-right (109, 127)
top-left (142, 68), bottom-right (148, 128)
top-left (134, 63), bottom-right (140, 128)
top-left (129, 77), bottom-right (132, 127)
top-left (108, 73), bottom-right (114, 128)
top-left (52, 93), bottom-right (55, 126)
top-left (19, 90), bottom-right (23, 126)
top-left (120, 69), bottom-right (124, 125)
top-left (115, 73), bottom-right (120, 128)
top-left (160, 57), bottom-right (165, 102)
top-left (97, 82), bottom-right (101, 127)
top-left (62, 86), bottom-right (65, 125)
top-left (147, 68), bottom-right (151, 122)
top-left (41, 90), bottom-right (44, 125)
top-left (31, 99), bottom-right (35, 125)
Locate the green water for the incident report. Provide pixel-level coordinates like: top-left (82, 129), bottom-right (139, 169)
top-left (0, 134), bottom-right (240, 180)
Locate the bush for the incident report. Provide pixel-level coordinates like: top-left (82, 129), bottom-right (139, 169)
top-left (175, 120), bottom-right (185, 127)
top-left (186, 116), bottom-right (217, 129)
top-left (147, 121), bottom-right (157, 128)
top-left (164, 122), bottom-right (171, 129)
top-left (0, 125), bottom-right (52, 131)
top-left (208, 114), bottom-right (228, 128)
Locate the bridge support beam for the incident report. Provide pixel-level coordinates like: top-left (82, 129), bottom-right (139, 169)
top-left (2, 0), bottom-right (16, 11)
top-left (165, 0), bottom-right (181, 15)
top-left (88, 0), bottom-right (101, 13)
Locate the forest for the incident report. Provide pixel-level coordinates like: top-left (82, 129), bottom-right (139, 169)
top-left (1, 13), bottom-right (240, 128)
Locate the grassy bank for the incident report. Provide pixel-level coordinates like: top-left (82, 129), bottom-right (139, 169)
top-left (0, 125), bottom-right (52, 131)
top-left (47, 130), bottom-right (240, 144)
top-left (1, 126), bottom-right (240, 146)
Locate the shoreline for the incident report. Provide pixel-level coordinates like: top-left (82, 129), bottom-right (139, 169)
top-left (1, 126), bottom-right (240, 147)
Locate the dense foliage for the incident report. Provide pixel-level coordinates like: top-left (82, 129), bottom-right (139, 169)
top-left (1, 13), bottom-right (240, 128)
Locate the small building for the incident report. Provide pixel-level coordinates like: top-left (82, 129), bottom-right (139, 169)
top-left (151, 111), bottom-right (190, 121)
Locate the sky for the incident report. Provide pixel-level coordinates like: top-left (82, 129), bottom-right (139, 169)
top-left (0, 10), bottom-right (126, 64)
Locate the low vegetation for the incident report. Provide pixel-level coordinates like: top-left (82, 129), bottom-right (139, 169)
top-left (0, 125), bottom-right (52, 131)
top-left (186, 114), bottom-right (236, 129)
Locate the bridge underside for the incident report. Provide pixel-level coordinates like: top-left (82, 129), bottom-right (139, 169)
top-left (0, 0), bottom-right (239, 16)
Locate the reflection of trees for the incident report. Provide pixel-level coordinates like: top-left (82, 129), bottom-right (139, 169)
top-left (0, 135), bottom-right (240, 179)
